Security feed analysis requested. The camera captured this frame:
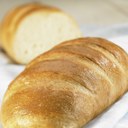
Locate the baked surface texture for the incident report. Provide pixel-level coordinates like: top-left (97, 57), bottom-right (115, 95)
top-left (0, 3), bottom-right (81, 64)
top-left (1, 37), bottom-right (128, 128)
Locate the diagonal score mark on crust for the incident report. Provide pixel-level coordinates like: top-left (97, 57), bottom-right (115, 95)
top-left (53, 37), bottom-right (128, 70)
top-left (54, 41), bottom-right (126, 75)
top-left (27, 50), bottom-right (114, 87)
top-left (84, 44), bottom-right (125, 74)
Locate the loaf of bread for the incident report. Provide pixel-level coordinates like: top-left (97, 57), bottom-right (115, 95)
top-left (1, 37), bottom-right (128, 128)
top-left (0, 3), bottom-right (81, 64)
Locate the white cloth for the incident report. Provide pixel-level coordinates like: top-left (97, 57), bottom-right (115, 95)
top-left (86, 93), bottom-right (128, 128)
top-left (0, 64), bottom-right (24, 106)
top-left (0, 25), bottom-right (128, 128)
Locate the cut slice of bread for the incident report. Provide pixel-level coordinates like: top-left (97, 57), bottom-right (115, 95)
top-left (0, 3), bottom-right (82, 64)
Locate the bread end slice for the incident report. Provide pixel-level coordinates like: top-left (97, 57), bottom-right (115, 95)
top-left (1, 4), bottom-right (82, 64)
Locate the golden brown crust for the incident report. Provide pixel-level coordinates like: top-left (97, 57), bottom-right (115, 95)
top-left (1, 37), bottom-right (128, 128)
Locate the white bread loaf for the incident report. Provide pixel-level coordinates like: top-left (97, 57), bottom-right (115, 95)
top-left (1, 37), bottom-right (128, 128)
top-left (0, 3), bottom-right (81, 64)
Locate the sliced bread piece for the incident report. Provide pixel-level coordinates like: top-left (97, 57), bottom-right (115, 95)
top-left (0, 3), bottom-right (82, 64)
